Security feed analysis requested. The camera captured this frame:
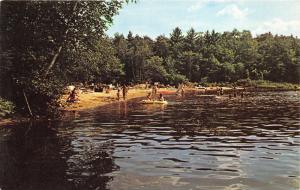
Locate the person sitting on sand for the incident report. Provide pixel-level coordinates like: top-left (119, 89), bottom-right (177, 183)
top-left (159, 93), bottom-right (164, 101)
top-left (146, 92), bottom-right (152, 101)
top-left (67, 88), bottom-right (78, 103)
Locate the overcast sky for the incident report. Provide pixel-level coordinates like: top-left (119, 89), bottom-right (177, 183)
top-left (106, 0), bottom-right (300, 38)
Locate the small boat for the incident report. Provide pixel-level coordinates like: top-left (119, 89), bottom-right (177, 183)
top-left (140, 100), bottom-right (168, 104)
top-left (196, 95), bottom-right (217, 98)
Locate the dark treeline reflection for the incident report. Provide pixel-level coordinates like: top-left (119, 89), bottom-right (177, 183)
top-left (0, 120), bottom-right (118, 190)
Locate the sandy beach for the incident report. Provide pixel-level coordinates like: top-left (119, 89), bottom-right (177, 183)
top-left (61, 88), bottom-right (178, 111)
top-left (0, 86), bottom-right (242, 127)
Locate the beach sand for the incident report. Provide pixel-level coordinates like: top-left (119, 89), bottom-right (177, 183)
top-left (0, 88), bottom-right (175, 126)
top-left (0, 86), bottom-right (241, 126)
top-left (61, 88), bottom-right (178, 111)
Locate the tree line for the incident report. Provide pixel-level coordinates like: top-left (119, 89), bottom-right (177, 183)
top-left (114, 28), bottom-right (299, 85)
top-left (0, 1), bottom-right (299, 116)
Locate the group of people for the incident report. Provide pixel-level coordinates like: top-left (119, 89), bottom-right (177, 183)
top-left (216, 87), bottom-right (244, 99)
top-left (146, 84), bottom-right (165, 101)
top-left (66, 84), bottom-right (129, 103)
top-left (117, 84), bottom-right (128, 101)
top-left (229, 87), bottom-right (244, 99)
top-left (66, 83), bottom-right (246, 105)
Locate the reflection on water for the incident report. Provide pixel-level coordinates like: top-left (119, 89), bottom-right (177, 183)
top-left (0, 91), bottom-right (299, 190)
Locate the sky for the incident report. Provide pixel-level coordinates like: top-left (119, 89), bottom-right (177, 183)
top-left (106, 0), bottom-right (300, 38)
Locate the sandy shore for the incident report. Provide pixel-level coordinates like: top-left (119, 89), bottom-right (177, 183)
top-left (0, 86), bottom-right (241, 126)
top-left (61, 88), bottom-right (178, 111)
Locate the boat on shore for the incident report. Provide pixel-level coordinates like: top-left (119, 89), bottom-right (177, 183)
top-left (140, 100), bottom-right (168, 104)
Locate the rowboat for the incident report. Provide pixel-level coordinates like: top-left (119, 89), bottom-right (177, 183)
top-left (196, 95), bottom-right (217, 98)
top-left (140, 100), bottom-right (168, 104)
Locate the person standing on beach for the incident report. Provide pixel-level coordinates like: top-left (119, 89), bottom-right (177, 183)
top-left (122, 84), bottom-right (128, 100)
top-left (233, 86), bottom-right (237, 98)
top-left (181, 84), bottom-right (185, 96)
top-left (220, 87), bottom-right (224, 96)
top-left (176, 83), bottom-right (184, 97)
top-left (152, 84), bottom-right (158, 99)
top-left (117, 86), bottom-right (121, 101)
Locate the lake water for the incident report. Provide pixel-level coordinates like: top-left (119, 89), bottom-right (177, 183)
top-left (0, 91), bottom-right (299, 190)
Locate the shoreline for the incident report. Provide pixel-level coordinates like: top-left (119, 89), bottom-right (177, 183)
top-left (1, 86), bottom-right (298, 127)
top-left (0, 88), bottom-right (177, 127)
top-left (61, 88), bottom-right (177, 111)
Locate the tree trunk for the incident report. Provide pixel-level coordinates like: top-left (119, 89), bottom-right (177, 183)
top-left (131, 59), bottom-right (136, 81)
top-left (44, 45), bottom-right (63, 76)
top-left (23, 90), bottom-right (33, 117)
top-left (44, 2), bottom-right (78, 77)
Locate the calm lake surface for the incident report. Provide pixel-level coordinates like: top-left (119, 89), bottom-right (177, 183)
top-left (0, 91), bottom-right (299, 190)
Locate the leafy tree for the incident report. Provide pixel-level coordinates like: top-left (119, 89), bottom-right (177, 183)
top-left (1, 1), bottom-right (126, 116)
top-left (169, 27), bottom-right (184, 59)
top-left (154, 35), bottom-right (170, 59)
top-left (144, 56), bottom-right (168, 83)
top-left (61, 37), bottom-right (123, 83)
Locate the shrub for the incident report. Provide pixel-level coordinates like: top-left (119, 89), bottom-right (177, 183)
top-left (0, 97), bottom-right (15, 118)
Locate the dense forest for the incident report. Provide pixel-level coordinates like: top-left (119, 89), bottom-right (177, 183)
top-left (112, 28), bottom-right (300, 84)
top-left (0, 1), bottom-right (299, 116)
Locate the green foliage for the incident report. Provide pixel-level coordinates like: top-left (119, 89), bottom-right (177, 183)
top-left (167, 74), bottom-right (188, 85)
top-left (61, 37), bottom-right (124, 83)
top-left (144, 56), bottom-right (168, 83)
top-left (112, 29), bottom-right (299, 85)
top-left (235, 79), bottom-right (299, 90)
top-left (0, 98), bottom-right (15, 118)
top-left (1, 1), bottom-right (126, 116)
top-left (251, 80), bottom-right (298, 90)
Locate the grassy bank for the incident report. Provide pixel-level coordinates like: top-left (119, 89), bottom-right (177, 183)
top-left (248, 80), bottom-right (299, 90)
top-left (199, 80), bottom-right (299, 91)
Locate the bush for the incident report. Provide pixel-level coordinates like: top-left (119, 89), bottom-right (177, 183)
top-left (235, 79), bottom-right (253, 86)
top-left (235, 79), bottom-right (299, 90)
top-left (0, 97), bottom-right (15, 118)
top-left (167, 73), bottom-right (188, 86)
